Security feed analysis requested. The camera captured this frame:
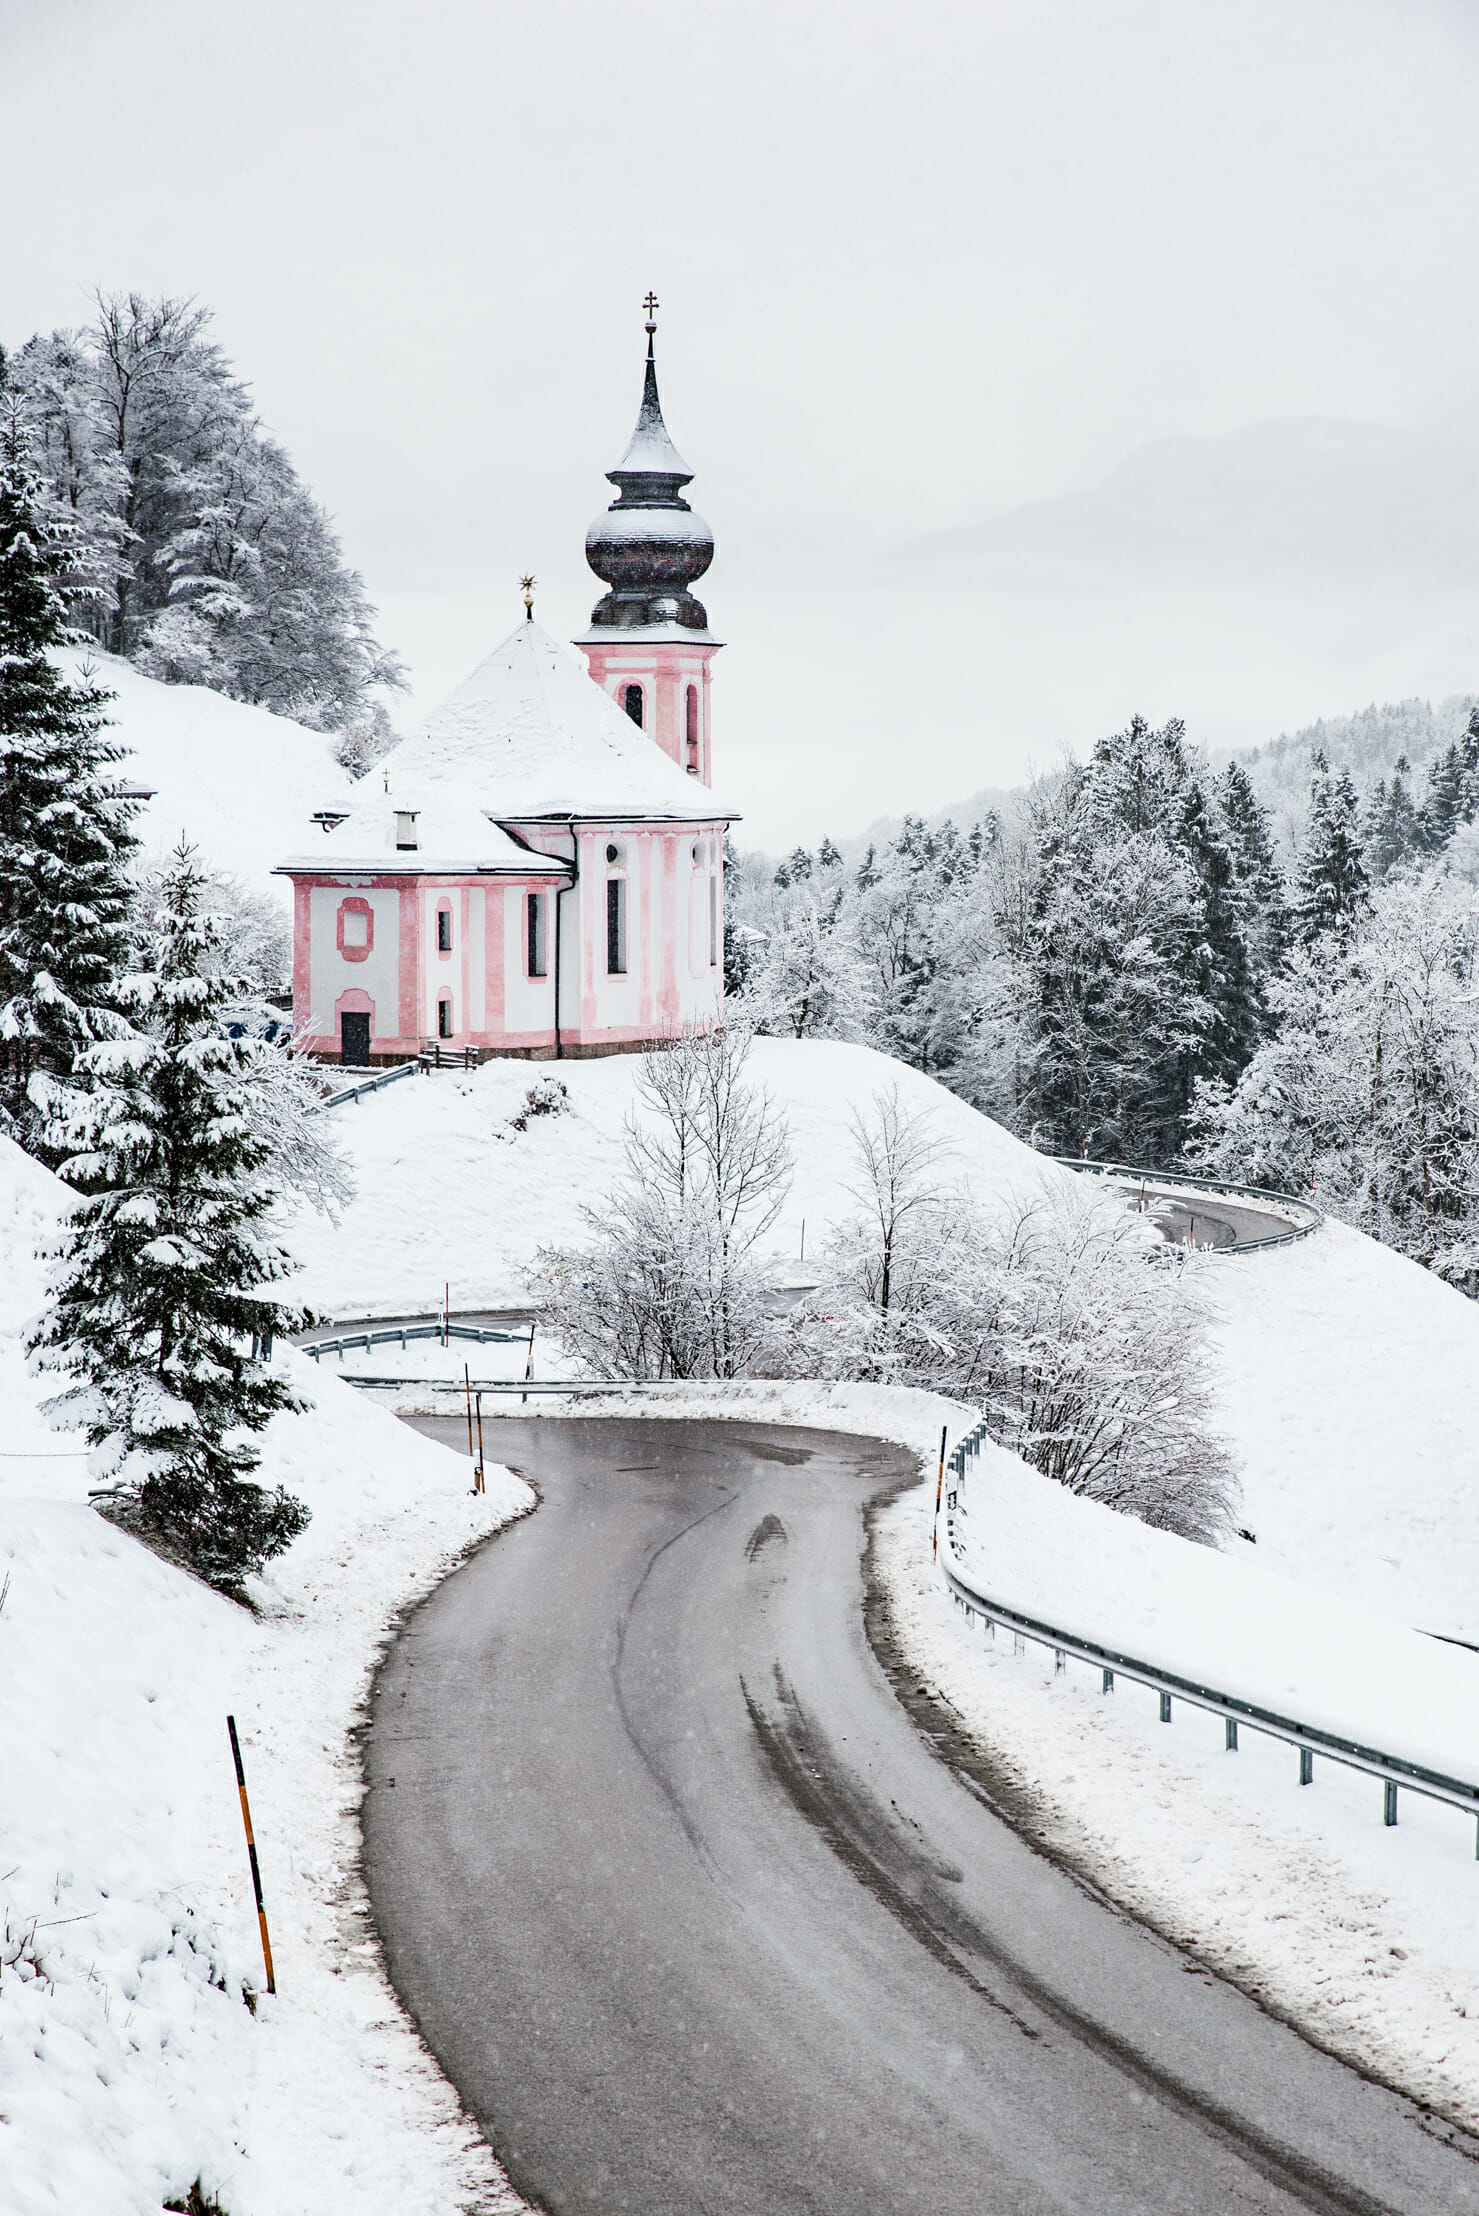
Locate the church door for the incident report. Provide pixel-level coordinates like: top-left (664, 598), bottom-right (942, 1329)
top-left (341, 1012), bottom-right (371, 1066)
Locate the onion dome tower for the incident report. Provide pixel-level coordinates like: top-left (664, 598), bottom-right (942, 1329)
top-left (575, 298), bottom-right (722, 786)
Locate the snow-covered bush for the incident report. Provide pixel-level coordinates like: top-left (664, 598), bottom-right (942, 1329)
top-left (534, 1026), bottom-right (791, 1379)
top-left (769, 1090), bottom-right (1239, 1543)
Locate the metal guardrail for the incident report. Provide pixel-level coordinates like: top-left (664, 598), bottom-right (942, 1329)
top-left (1054, 1158), bottom-right (1323, 1253)
top-left (941, 1418), bottom-right (1479, 1845)
top-left (326, 1375), bottom-right (662, 1397)
top-left (306, 1061), bottom-right (420, 1116)
top-left (304, 1321), bottom-right (529, 1361)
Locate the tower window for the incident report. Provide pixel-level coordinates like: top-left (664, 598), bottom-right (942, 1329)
top-left (622, 684), bottom-right (644, 728)
top-left (527, 891), bottom-right (547, 977)
top-left (437, 997), bottom-right (453, 1039)
top-left (686, 685), bottom-right (699, 750)
top-left (607, 876), bottom-right (628, 975)
top-left (437, 906), bottom-right (453, 953)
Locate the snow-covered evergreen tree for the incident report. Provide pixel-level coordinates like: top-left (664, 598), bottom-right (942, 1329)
top-left (1362, 755), bottom-right (1426, 880)
top-left (29, 842), bottom-right (311, 1585)
top-left (0, 401), bottom-right (138, 1155)
top-left (1293, 750), bottom-right (1368, 946)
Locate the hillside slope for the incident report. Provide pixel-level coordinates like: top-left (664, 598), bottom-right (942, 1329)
top-left (62, 649), bottom-right (354, 901)
top-left (284, 1037), bottom-right (1078, 1320)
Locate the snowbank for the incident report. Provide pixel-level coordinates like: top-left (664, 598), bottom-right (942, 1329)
top-left (61, 649), bottom-right (353, 902)
top-left (881, 1478), bottom-right (1479, 2133)
top-left (948, 1430), bottom-right (1479, 1790)
top-left (286, 1036), bottom-right (1075, 1319)
top-left (1208, 1219), bottom-right (1479, 1644)
top-left (0, 1138), bottom-right (529, 2215)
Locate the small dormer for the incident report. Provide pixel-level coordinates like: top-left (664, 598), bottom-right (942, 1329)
top-left (394, 810), bottom-right (420, 851)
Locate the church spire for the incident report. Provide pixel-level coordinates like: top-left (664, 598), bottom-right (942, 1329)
top-left (606, 295), bottom-right (694, 506)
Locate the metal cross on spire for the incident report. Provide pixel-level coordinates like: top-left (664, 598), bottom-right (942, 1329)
top-left (519, 573), bottom-right (536, 618)
top-left (642, 291), bottom-right (659, 331)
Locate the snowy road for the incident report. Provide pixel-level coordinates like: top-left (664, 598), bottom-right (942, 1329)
top-left (362, 1418), bottom-right (1479, 2216)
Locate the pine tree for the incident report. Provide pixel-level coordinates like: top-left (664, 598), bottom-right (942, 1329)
top-left (1218, 760), bottom-right (1288, 977)
top-left (1417, 719), bottom-right (1479, 853)
top-left (0, 402), bottom-right (138, 1155)
top-left (1293, 751), bottom-right (1368, 947)
top-left (1362, 756), bottom-right (1425, 879)
top-left (30, 842), bottom-right (311, 1586)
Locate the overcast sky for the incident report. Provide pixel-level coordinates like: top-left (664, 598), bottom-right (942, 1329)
top-left (6, 0), bottom-right (1479, 845)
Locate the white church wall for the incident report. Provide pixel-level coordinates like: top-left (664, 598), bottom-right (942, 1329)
top-left (308, 883), bottom-right (401, 1042)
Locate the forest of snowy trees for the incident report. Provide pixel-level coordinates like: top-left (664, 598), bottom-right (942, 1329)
top-left (1, 292), bottom-right (403, 769)
top-left (729, 710), bottom-right (1479, 1291)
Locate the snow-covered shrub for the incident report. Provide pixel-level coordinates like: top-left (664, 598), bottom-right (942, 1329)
top-left (769, 1091), bottom-right (1238, 1543)
top-left (533, 1026), bottom-right (791, 1379)
top-left (506, 1076), bottom-right (569, 1133)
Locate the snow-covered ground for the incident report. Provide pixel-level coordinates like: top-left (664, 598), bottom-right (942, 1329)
top-left (14, 1019), bottom-right (1479, 2189)
top-left (1209, 1220), bottom-right (1479, 1644)
top-left (62, 649), bottom-right (352, 902)
top-left (286, 1036), bottom-right (1074, 1319)
top-left (0, 1137), bottom-right (530, 2216)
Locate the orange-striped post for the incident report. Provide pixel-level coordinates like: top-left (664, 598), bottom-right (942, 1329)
top-left (932, 1425), bottom-right (947, 1560)
top-left (227, 1715), bottom-right (276, 1994)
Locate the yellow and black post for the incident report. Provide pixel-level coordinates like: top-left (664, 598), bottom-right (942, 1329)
top-left (227, 1714), bottom-right (276, 1995)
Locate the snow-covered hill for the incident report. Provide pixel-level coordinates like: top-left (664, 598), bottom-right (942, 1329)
top-left (62, 649), bottom-right (354, 901)
top-left (284, 1036), bottom-right (1076, 1319)
top-left (0, 1137), bottom-right (527, 2215)
top-left (1209, 1221), bottom-right (1479, 1646)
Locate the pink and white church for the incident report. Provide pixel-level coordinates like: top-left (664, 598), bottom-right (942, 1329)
top-left (277, 315), bottom-right (732, 1065)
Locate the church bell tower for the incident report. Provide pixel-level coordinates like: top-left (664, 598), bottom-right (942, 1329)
top-left (575, 298), bottom-right (721, 786)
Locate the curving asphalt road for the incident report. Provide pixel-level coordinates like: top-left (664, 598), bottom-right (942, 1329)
top-left (362, 1418), bottom-right (1479, 2216)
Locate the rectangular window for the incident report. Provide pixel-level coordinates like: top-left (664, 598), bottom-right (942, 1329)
top-left (527, 891), bottom-right (547, 977)
top-left (437, 907), bottom-right (453, 952)
top-left (606, 876), bottom-right (627, 975)
top-left (708, 874), bottom-right (718, 967)
top-left (437, 998), bottom-right (453, 1039)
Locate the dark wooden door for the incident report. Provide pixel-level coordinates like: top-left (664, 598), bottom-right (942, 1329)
top-left (341, 1012), bottom-right (371, 1066)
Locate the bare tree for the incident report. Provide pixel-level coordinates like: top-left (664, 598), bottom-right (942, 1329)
top-left (534, 1026), bottom-right (793, 1380)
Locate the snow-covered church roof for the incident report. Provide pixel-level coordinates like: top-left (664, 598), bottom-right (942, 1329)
top-left (279, 620), bottom-right (732, 872)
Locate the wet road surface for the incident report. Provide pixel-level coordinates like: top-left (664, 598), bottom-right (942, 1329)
top-left (362, 1417), bottom-right (1479, 2216)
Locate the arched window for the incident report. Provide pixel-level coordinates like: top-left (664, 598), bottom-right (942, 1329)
top-left (436, 905), bottom-right (453, 953)
top-left (623, 684), bottom-right (644, 728)
top-left (686, 685), bottom-right (699, 749)
top-left (437, 997), bottom-right (453, 1039)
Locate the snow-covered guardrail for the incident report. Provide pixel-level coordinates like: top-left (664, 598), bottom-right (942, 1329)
top-left (305, 1060), bottom-right (420, 1116)
top-left (303, 1321), bottom-right (529, 1361)
top-left (1054, 1158), bottom-right (1323, 1253)
top-left (940, 1420), bottom-right (1479, 1845)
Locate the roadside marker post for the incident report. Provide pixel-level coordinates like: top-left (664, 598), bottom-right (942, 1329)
top-left (226, 1715), bottom-right (276, 1995)
top-left (522, 1322), bottom-right (535, 1405)
top-left (931, 1425), bottom-right (947, 1561)
top-left (464, 1363), bottom-right (475, 1461)
top-left (474, 1390), bottom-right (486, 1494)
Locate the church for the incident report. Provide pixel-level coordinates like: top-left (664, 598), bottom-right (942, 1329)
top-left (277, 308), bottom-right (732, 1065)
